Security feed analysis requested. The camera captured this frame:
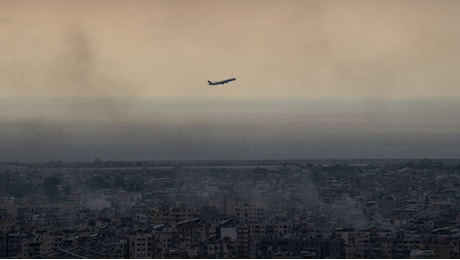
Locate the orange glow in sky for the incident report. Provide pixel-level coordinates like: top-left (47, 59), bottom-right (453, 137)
top-left (2, 0), bottom-right (460, 98)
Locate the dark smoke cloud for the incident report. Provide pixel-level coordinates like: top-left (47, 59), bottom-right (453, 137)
top-left (49, 23), bottom-right (129, 97)
top-left (1, 98), bottom-right (460, 162)
top-left (0, 21), bottom-right (140, 161)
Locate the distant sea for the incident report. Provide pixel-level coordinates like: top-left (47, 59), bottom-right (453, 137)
top-left (1, 97), bottom-right (460, 162)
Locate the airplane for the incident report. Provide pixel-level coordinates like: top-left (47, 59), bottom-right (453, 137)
top-left (207, 77), bottom-right (236, 85)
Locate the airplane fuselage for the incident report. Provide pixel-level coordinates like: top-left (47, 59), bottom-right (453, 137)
top-left (208, 77), bottom-right (236, 85)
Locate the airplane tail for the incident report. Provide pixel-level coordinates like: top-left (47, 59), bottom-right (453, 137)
top-left (207, 80), bottom-right (213, 85)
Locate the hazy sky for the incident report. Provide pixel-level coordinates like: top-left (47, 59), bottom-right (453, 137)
top-left (2, 1), bottom-right (460, 161)
top-left (2, 97), bottom-right (460, 161)
top-left (2, 0), bottom-right (460, 98)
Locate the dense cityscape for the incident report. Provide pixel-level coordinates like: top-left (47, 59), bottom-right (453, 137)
top-left (0, 159), bottom-right (459, 258)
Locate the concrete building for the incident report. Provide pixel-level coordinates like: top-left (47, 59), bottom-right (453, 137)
top-left (128, 233), bottom-right (154, 258)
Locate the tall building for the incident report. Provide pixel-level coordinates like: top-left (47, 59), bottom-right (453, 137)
top-left (128, 233), bottom-right (154, 259)
top-left (237, 225), bottom-right (250, 258)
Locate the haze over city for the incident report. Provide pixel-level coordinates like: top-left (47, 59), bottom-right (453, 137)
top-left (2, 2), bottom-right (460, 259)
top-left (1, 0), bottom-right (460, 161)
